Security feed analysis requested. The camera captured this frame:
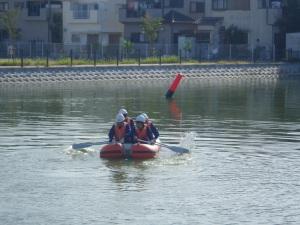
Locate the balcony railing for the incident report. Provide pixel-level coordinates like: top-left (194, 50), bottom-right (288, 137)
top-left (22, 8), bottom-right (47, 21)
top-left (73, 9), bottom-right (90, 19)
top-left (119, 7), bottom-right (163, 23)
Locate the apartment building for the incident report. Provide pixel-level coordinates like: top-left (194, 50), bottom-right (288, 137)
top-left (119, 0), bottom-right (204, 46)
top-left (119, 0), bottom-right (282, 53)
top-left (0, 0), bottom-right (62, 44)
top-left (62, 0), bottom-right (125, 47)
top-left (203, 0), bottom-right (282, 47)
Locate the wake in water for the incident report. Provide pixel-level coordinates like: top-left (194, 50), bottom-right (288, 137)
top-left (65, 145), bottom-right (98, 159)
top-left (179, 132), bottom-right (197, 152)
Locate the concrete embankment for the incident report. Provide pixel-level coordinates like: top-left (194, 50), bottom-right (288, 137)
top-left (0, 64), bottom-right (300, 84)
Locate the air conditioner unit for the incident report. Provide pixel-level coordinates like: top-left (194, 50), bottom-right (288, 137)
top-left (271, 1), bottom-right (281, 9)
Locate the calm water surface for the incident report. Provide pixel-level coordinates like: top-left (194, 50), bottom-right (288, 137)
top-left (0, 77), bottom-right (300, 224)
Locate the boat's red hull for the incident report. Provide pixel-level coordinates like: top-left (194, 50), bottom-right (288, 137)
top-left (100, 142), bottom-right (160, 159)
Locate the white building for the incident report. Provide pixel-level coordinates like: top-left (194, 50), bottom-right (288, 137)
top-left (120, 0), bottom-right (282, 59)
top-left (63, 0), bottom-right (125, 47)
top-left (199, 0), bottom-right (282, 48)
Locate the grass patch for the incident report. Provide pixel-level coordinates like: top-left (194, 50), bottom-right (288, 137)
top-left (0, 57), bottom-right (256, 67)
top-left (0, 59), bottom-right (21, 66)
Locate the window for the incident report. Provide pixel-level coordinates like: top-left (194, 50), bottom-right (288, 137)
top-left (212, 0), bottom-right (227, 10)
top-left (109, 34), bottom-right (121, 44)
top-left (72, 3), bottom-right (89, 19)
top-left (228, 0), bottom-right (250, 10)
top-left (0, 2), bottom-right (9, 12)
top-left (0, 29), bottom-right (8, 41)
top-left (127, 0), bottom-right (146, 18)
top-left (71, 34), bottom-right (81, 43)
top-left (130, 33), bottom-right (144, 43)
top-left (166, 0), bottom-right (184, 8)
top-left (27, 1), bottom-right (42, 16)
top-left (190, 1), bottom-right (205, 13)
top-left (257, 0), bottom-right (267, 8)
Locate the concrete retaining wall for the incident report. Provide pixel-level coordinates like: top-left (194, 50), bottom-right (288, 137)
top-left (0, 64), bottom-right (300, 84)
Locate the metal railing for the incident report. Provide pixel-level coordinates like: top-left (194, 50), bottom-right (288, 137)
top-left (0, 41), bottom-right (293, 67)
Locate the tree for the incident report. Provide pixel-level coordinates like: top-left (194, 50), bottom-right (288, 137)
top-left (183, 39), bottom-right (192, 58)
top-left (0, 9), bottom-right (20, 42)
top-left (141, 15), bottom-right (162, 56)
top-left (276, 0), bottom-right (300, 34)
top-left (224, 25), bottom-right (248, 44)
top-left (274, 0), bottom-right (300, 58)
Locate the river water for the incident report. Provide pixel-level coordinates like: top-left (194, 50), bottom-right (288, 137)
top-left (0, 77), bottom-right (300, 224)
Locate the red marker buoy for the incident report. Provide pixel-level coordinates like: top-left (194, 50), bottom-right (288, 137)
top-left (165, 73), bottom-right (183, 98)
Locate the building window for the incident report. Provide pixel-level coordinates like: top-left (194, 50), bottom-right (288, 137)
top-left (71, 34), bottom-right (81, 43)
top-left (0, 2), bottom-right (8, 12)
top-left (212, 0), bottom-right (227, 10)
top-left (27, 1), bottom-right (43, 16)
top-left (190, 1), bottom-right (205, 13)
top-left (130, 32), bottom-right (144, 43)
top-left (72, 3), bottom-right (89, 19)
top-left (166, 0), bottom-right (184, 8)
top-left (0, 29), bottom-right (9, 41)
top-left (109, 34), bottom-right (121, 44)
top-left (257, 0), bottom-right (267, 8)
top-left (228, 0), bottom-right (250, 10)
top-left (126, 0), bottom-right (160, 17)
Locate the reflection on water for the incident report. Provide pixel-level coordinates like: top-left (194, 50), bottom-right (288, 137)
top-left (103, 159), bottom-right (150, 192)
top-left (0, 77), bottom-right (300, 224)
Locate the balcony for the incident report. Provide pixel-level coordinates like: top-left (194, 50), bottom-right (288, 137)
top-left (66, 9), bottom-right (99, 24)
top-left (119, 7), bottom-right (163, 23)
top-left (22, 8), bottom-right (47, 21)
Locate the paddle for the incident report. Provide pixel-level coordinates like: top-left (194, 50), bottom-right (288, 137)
top-left (72, 139), bottom-right (190, 154)
top-left (137, 139), bottom-right (190, 154)
top-left (72, 141), bottom-right (108, 150)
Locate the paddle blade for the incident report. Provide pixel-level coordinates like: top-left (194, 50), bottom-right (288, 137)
top-left (72, 142), bottom-right (94, 149)
top-left (72, 141), bottom-right (107, 150)
top-left (165, 145), bottom-right (190, 154)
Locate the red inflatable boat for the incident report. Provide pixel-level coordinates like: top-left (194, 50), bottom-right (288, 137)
top-left (100, 140), bottom-right (161, 159)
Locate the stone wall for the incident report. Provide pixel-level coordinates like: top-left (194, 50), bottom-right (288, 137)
top-left (0, 64), bottom-right (300, 84)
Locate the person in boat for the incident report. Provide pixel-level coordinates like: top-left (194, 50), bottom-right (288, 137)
top-left (108, 113), bottom-right (132, 144)
top-left (142, 113), bottom-right (159, 140)
top-left (133, 114), bottom-right (155, 144)
top-left (118, 108), bottom-right (134, 129)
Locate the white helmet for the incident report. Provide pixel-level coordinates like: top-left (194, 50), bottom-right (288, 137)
top-left (135, 114), bottom-right (146, 123)
top-left (142, 113), bottom-right (149, 120)
top-left (118, 108), bottom-right (128, 115)
top-left (115, 113), bottom-right (125, 123)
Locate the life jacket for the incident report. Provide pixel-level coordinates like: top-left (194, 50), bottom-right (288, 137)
top-left (125, 117), bottom-right (134, 127)
top-left (114, 122), bottom-right (127, 141)
top-left (135, 126), bottom-right (149, 141)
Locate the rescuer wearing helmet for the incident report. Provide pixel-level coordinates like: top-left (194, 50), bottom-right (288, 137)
top-left (142, 113), bottom-right (159, 140)
top-left (108, 113), bottom-right (132, 143)
top-left (133, 114), bottom-right (154, 143)
top-left (118, 108), bottom-right (135, 130)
